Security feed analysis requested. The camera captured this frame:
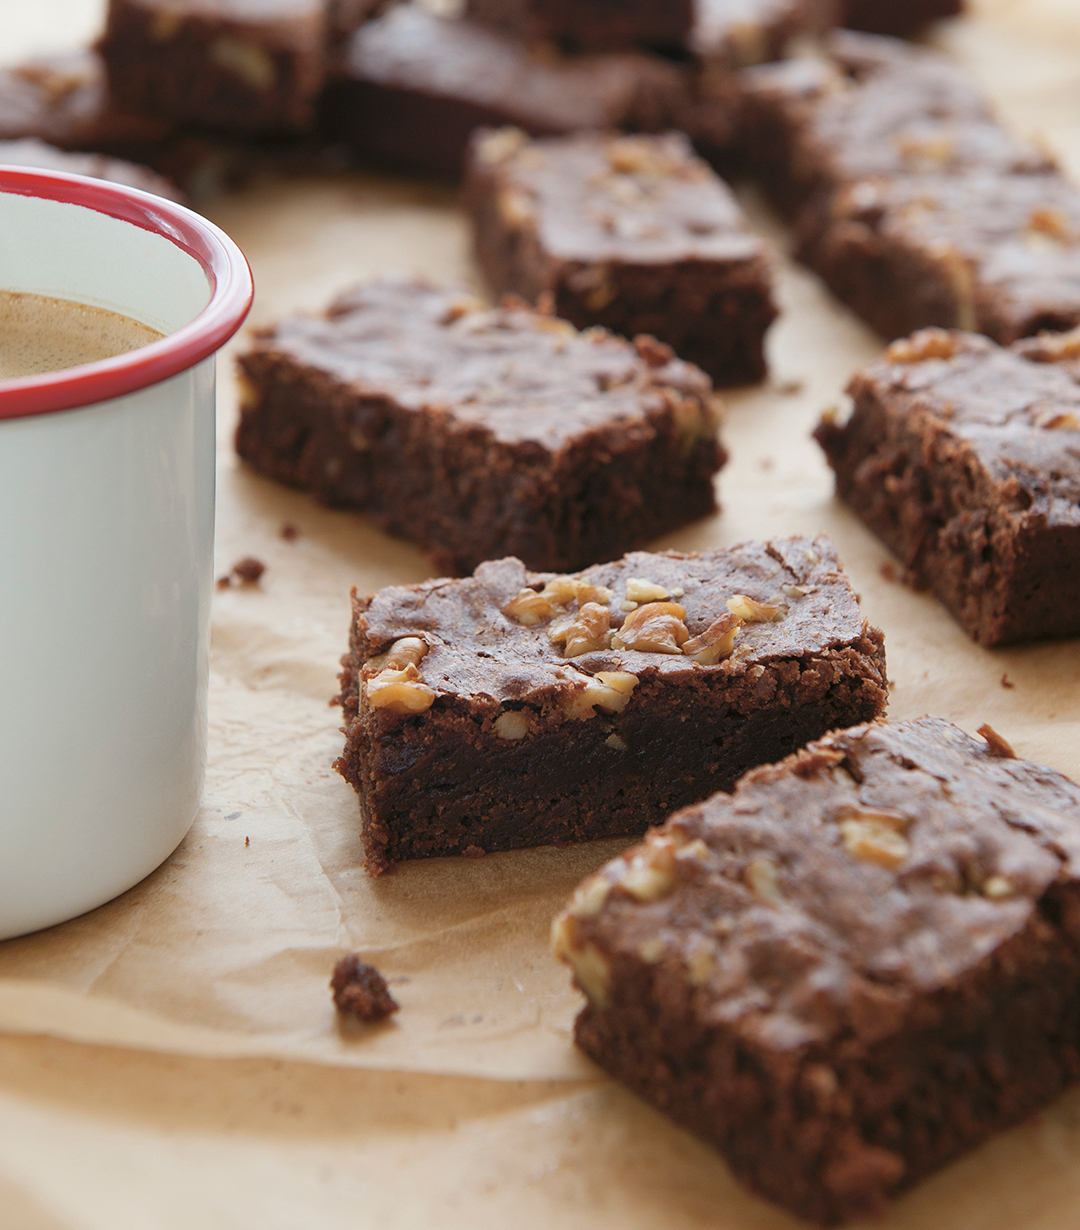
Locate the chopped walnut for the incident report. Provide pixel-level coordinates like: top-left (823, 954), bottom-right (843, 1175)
top-left (616, 835), bottom-right (679, 902)
top-left (504, 576), bottom-right (613, 626)
top-left (745, 856), bottom-right (786, 907)
top-left (1032, 407), bottom-right (1080, 430)
top-left (550, 601), bottom-right (612, 657)
top-left (497, 188), bottom-right (535, 228)
top-left (563, 668), bottom-right (638, 719)
top-left (685, 944), bottom-right (716, 987)
top-left (551, 914), bottom-right (611, 1008)
top-left (625, 577), bottom-right (670, 602)
top-left (605, 733), bottom-right (628, 751)
top-left (977, 723), bottom-right (1016, 759)
top-left (837, 806), bottom-right (911, 870)
top-left (1028, 206), bottom-right (1073, 242)
top-left (382, 636), bottom-right (428, 671)
top-left (633, 334), bottom-right (676, 368)
top-left (726, 594), bottom-right (783, 624)
top-left (504, 588), bottom-right (560, 626)
top-left (638, 937), bottom-right (666, 964)
top-left (1021, 325), bottom-right (1080, 361)
top-left (781, 584), bottom-right (811, 599)
top-left (493, 710), bottom-right (529, 740)
top-left (983, 875), bottom-right (1016, 900)
top-left (613, 601), bottom-right (690, 654)
top-left (210, 37), bottom-right (275, 90)
top-left (475, 125), bottom-right (527, 164)
top-left (895, 132), bottom-right (955, 165)
top-left (365, 664), bottom-right (436, 715)
top-left (439, 296), bottom-right (484, 325)
top-left (885, 327), bottom-right (961, 365)
top-left (607, 136), bottom-right (674, 176)
top-left (568, 875), bottom-right (611, 920)
top-left (683, 612), bottom-right (742, 665)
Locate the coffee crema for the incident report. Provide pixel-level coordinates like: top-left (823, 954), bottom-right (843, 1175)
top-left (0, 289), bottom-right (163, 379)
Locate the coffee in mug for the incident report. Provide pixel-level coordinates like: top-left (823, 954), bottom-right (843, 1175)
top-left (0, 289), bottom-right (163, 378)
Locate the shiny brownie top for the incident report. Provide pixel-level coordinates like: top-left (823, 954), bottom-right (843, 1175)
top-left (352, 536), bottom-right (882, 713)
top-left (741, 29), bottom-right (1051, 184)
top-left (470, 127), bottom-right (770, 265)
top-left (556, 716), bottom-right (1080, 1049)
top-left (245, 275), bottom-right (717, 449)
top-left (848, 328), bottom-right (1080, 516)
top-left (341, 6), bottom-right (687, 133)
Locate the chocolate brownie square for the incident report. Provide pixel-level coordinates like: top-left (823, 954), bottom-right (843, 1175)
top-left (463, 0), bottom-right (693, 51)
top-left (318, 6), bottom-right (689, 178)
top-left (466, 128), bottom-right (777, 386)
top-left (555, 716), bottom-right (1080, 1224)
top-left (739, 30), bottom-right (1051, 220)
top-left (335, 537), bottom-right (887, 874)
top-left (815, 326), bottom-right (1080, 645)
top-left (235, 276), bottom-right (726, 576)
top-left (100, 0), bottom-right (377, 133)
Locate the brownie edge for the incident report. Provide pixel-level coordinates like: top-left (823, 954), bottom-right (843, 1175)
top-left (554, 717), bottom-right (1080, 1224)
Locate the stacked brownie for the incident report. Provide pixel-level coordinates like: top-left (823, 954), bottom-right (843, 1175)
top-left (465, 128), bottom-right (777, 385)
top-left (740, 30), bottom-right (1080, 342)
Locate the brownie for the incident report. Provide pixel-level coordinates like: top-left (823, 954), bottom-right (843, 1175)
top-left (100, 0), bottom-right (379, 133)
top-left (463, 0), bottom-right (693, 50)
top-left (739, 30), bottom-right (1052, 220)
top-left (331, 954), bottom-right (399, 1022)
top-left (466, 129), bottom-right (777, 386)
top-left (0, 137), bottom-right (184, 201)
top-left (554, 716), bottom-right (1080, 1225)
top-left (235, 276), bottom-right (726, 576)
top-left (335, 537), bottom-right (887, 874)
top-left (319, 6), bottom-right (689, 178)
top-left (815, 327), bottom-right (1080, 646)
top-left (839, 0), bottom-right (962, 36)
top-left (679, 0), bottom-right (838, 164)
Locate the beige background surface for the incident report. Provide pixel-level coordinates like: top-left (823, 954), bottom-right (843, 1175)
top-left (1, 1), bottom-right (1079, 1225)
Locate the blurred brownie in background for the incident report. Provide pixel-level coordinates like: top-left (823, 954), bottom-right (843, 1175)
top-left (464, 0), bottom-right (693, 51)
top-left (319, 5), bottom-right (689, 178)
top-left (466, 128), bottom-right (776, 385)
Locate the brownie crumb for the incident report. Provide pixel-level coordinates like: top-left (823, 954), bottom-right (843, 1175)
top-left (231, 556), bottom-right (266, 585)
top-left (280, 522), bottom-right (300, 541)
top-left (331, 955), bottom-right (399, 1023)
top-left (879, 562), bottom-right (899, 583)
top-left (978, 723), bottom-right (1017, 759)
top-left (215, 574), bottom-right (232, 590)
top-left (1001, 673), bottom-right (1016, 689)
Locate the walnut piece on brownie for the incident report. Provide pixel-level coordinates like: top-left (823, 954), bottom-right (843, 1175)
top-left (333, 536), bottom-right (887, 875)
top-left (465, 128), bottom-right (777, 386)
top-left (554, 716), bottom-right (1080, 1224)
top-left (816, 326), bottom-right (1080, 645)
top-left (236, 276), bottom-right (726, 576)
top-left (331, 955), bottom-right (399, 1023)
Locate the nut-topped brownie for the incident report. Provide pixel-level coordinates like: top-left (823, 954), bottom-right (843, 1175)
top-left (0, 137), bottom-right (184, 201)
top-left (101, 0), bottom-right (380, 133)
top-left (815, 327), bottom-right (1080, 645)
top-left (235, 276), bottom-right (726, 576)
top-left (466, 129), bottom-right (777, 386)
top-left (335, 537), bottom-right (887, 874)
top-left (464, 0), bottom-right (693, 50)
top-left (739, 31), bottom-right (1051, 220)
top-left (554, 716), bottom-right (1080, 1225)
top-left (319, 6), bottom-right (689, 178)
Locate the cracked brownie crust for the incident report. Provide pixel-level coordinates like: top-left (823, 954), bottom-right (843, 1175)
top-left (555, 716), bottom-right (1080, 1224)
top-left (334, 536), bottom-right (887, 874)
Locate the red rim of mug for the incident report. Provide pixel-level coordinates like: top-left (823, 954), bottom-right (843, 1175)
top-left (0, 165), bottom-right (254, 420)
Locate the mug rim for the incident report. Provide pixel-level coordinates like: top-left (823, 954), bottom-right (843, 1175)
top-left (0, 164), bottom-right (254, 421)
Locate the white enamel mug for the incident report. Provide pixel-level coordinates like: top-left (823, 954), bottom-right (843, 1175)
top-left (0, 167), bottom-right (252, 939)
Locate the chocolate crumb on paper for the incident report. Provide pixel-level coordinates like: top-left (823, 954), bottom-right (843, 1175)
top-left (331, 955), bottom-right (399, 1023)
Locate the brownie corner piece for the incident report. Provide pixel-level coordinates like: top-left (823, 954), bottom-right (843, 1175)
top-left (235, 276), bottom-right (726, 575)
top-left (554, 715), bottom-right (1080, 1224)
top-left (816, 326), bottom-right (1080, 645)
top-left (465, 127), bottom-right (777, 386)
top-left (101, 0), bottom-right (330, 132)
top-left (334, 536), bottom-right (887, 874)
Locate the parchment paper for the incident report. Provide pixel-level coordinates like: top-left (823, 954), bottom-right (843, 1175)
top-left (1, 2), bottom-right (1079, 1225)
